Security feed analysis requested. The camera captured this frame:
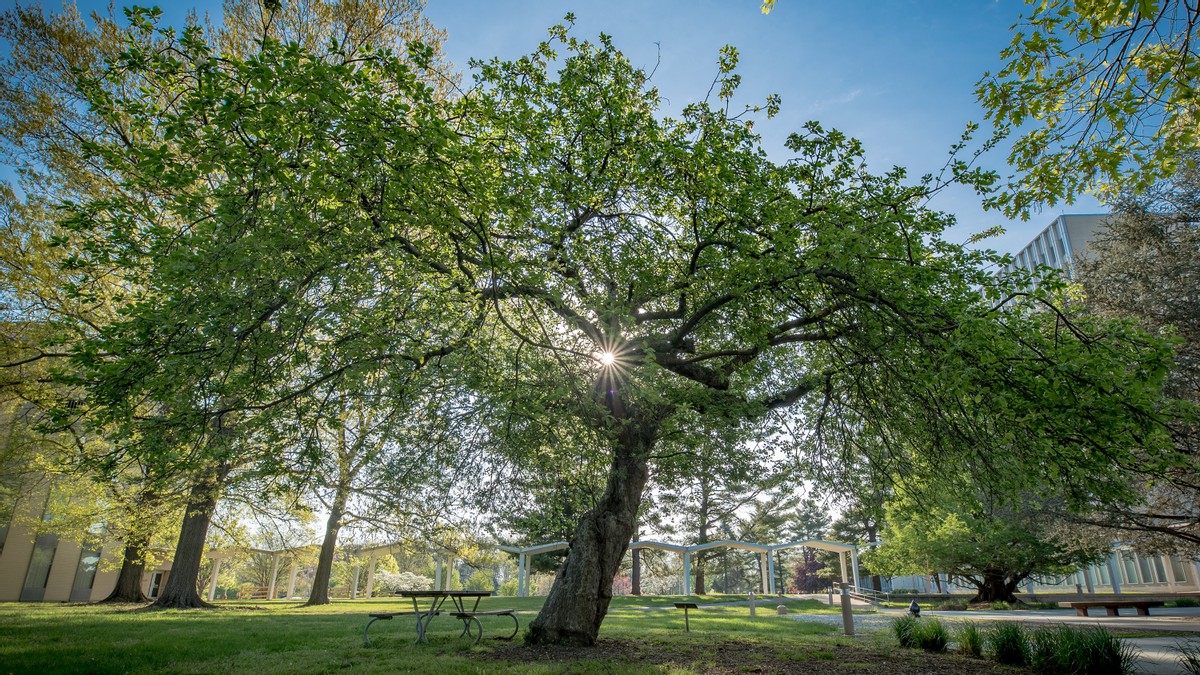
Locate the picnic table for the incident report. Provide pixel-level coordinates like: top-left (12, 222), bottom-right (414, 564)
top-left (364, 590), bottom-right (517, 646)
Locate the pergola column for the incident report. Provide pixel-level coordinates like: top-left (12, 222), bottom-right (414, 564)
top-left (766, 551), bottom-right (776, 595)
top-left (838, 551), bottom-right (848, 586)
top-left (267, 553), bottom-right (281, 600)
top-left (759, 553), bottom-right (770, 593)
top-left (518, 554), bottom-right (527, 597)
top-left (350, 562), bottom-right (361, 599)
top-left (208, 558), bottom-right (223, 602)
top-left (682, 552), bottom-right (692, 596)
top-left (364, 553), bottom-right (378, 599)
top-left (850, 549), bottom-right (861, 590)
top-left (435, 558), bottom-right (443, 591)
top-left (1082, 567), bottom-right (1094, 594)
top-left (287, 560), bottom-right (300, 599)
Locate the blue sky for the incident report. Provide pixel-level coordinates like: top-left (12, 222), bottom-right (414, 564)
top-left (44, 0), bottom-right (1105, 255)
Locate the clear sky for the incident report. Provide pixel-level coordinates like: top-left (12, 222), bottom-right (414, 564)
top-left (33, 0), bottom-right (1106, 256)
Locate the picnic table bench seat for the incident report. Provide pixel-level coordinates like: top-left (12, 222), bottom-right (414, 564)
top-left (1067, 600), bottom-right (1165, 617)
top-left (363, 611), bottom-right (438, 645)
top-left (448, 609), bottom-right (519, 644)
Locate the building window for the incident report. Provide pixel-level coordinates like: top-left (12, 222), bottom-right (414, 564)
top-left (70, 549), bottom-right (101, 602)
top-left (1171, 556), bottom-right (1190, 584)
top-left (149, 571), bottom-right (164, 599)
top-left (20, 534), bottom-right (58, 602)
top-left (1122, 553), bottom-right (1139, 585)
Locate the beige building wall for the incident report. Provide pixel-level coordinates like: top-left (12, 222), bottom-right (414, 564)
top-left (41, 539), bottom-right (81, 602)
top-left (0, 484), bottom-right (49, 601)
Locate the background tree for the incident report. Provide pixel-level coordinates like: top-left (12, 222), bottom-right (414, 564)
top-left (653, 420), bottom-right (782, 595)
top-left (1071, 160), bottom-right (1200, 553)
top-left (868, 484), bottom-right (1106, 603)
top-left (978, 0), bottom-right (1200, 214)
top-left (455, 25), bottom-right (1180, 645)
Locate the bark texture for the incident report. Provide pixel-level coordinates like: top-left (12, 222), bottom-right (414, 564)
top-left (526, 409), bottom-right (657, 646)
top-left (968, 572), bottom-right (1023, 604)
top-left (100, 539), bottom-right (149, 603)
top-left (152, 471), bottom-right (226, 609)
top-left (305, 487), bottom-right (348, 606)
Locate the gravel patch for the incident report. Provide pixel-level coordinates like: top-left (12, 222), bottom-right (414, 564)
top-left (787, 611), bottom-right (897, 633)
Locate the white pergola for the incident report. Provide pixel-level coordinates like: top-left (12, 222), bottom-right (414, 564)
top-left (498, 538), bottom-right (859, 598)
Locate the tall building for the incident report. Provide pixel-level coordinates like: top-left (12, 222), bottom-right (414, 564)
top-left (1002, 214), bottom-right (1109, 279)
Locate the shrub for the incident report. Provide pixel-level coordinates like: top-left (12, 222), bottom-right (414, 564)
top-left (957, 623), bottom-right (983, 658)
top-left (911, 618), bottom-right (949, 652)
top-left (935, 601), bottom-right (968, 611)
top-left (1176, 639), bottom-right (1200, 675)
top-left (989, 600), bottom-right (1016, 610)
top-left (373, 570), bottom-right (433, 593)
top-left (1172, 598), bottom-right (1200, 608)
top-left (1027, 625), bottom-right (1137, 674)
top-left (892, 615), bottom-right (918, 648)
top-left (988, 622), bottom-right (1029, 666)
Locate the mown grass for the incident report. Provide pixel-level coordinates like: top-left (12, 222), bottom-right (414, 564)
top-left (0, 596), bottom-right (846, 674)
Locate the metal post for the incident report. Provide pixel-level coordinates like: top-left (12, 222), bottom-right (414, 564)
top-left (208, 558), bottom-right (222, 602)
top-left (1107, 554), bottom-right (1122, 595)
top-left (840, 587), bottom-right (854, 636)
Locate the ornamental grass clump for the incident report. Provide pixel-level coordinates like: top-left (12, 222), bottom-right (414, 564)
top-left (912, 618), bottom-right (949, 653)
top-left (957, 623), bottom-right (983, 658)
top-left (1027, 625), bottom-right (1136, 674)
top-left (892, 615), bottom-right (918, 648)
top-left (987, 622), bottom-right (1029, 666)
top-left (1175, 639), bottom-right (1200, 675)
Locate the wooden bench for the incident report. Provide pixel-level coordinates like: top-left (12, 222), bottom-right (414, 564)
top-left (1068, 601), bottom-right (1165, 617)
top-left (448, 609), bottom-right (519, 645)
top-left (363, 611), bottom-right (437, 645)
top-left (674, 602), bottom-right (700, 632)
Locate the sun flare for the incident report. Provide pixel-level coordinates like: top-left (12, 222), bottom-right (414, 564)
top-left (598, 351), bottom-right (616, 366)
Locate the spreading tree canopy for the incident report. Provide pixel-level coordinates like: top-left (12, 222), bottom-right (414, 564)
top-left (48, 10), bottom-right (1187, 641)
top-left (978, 0), bottom-right (1200, 214)
top-left (446, 25), bottom-right (1182, 644)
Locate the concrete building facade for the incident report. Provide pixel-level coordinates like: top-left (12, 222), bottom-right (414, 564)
top-left (1002, 213), bottom-right (1109, 280)
top-left (0, 483), bottom-right (172, 603)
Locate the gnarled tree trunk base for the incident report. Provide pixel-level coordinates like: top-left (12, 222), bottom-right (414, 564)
top-left (525, 411), bottom-right (656, 646)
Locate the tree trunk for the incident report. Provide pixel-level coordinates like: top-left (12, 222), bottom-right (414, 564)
top-left (305, 486), bottom-right (349, 606)
top-left (101, 539), bottom-right (150, 603)
top-left (969, 572), bottom-right (1021, 604)
top-left (152, 471), bottom-right (226, 609)
top-left (866, 526), bottom-right (882, 592)
top-left (526, 409), bottom-right (657, 646)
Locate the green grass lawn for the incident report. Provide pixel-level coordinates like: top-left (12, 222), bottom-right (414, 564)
top-left (0, 595), bottom-right (1007, 674)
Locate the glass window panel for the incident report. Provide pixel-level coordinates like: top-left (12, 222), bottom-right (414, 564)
top-left (1153, 556), bottom-right (1168, 583)
top-left (1123, 553), bottom-right (1139, 584)
top-left (1171, 556), bottom-right (1189, 583)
